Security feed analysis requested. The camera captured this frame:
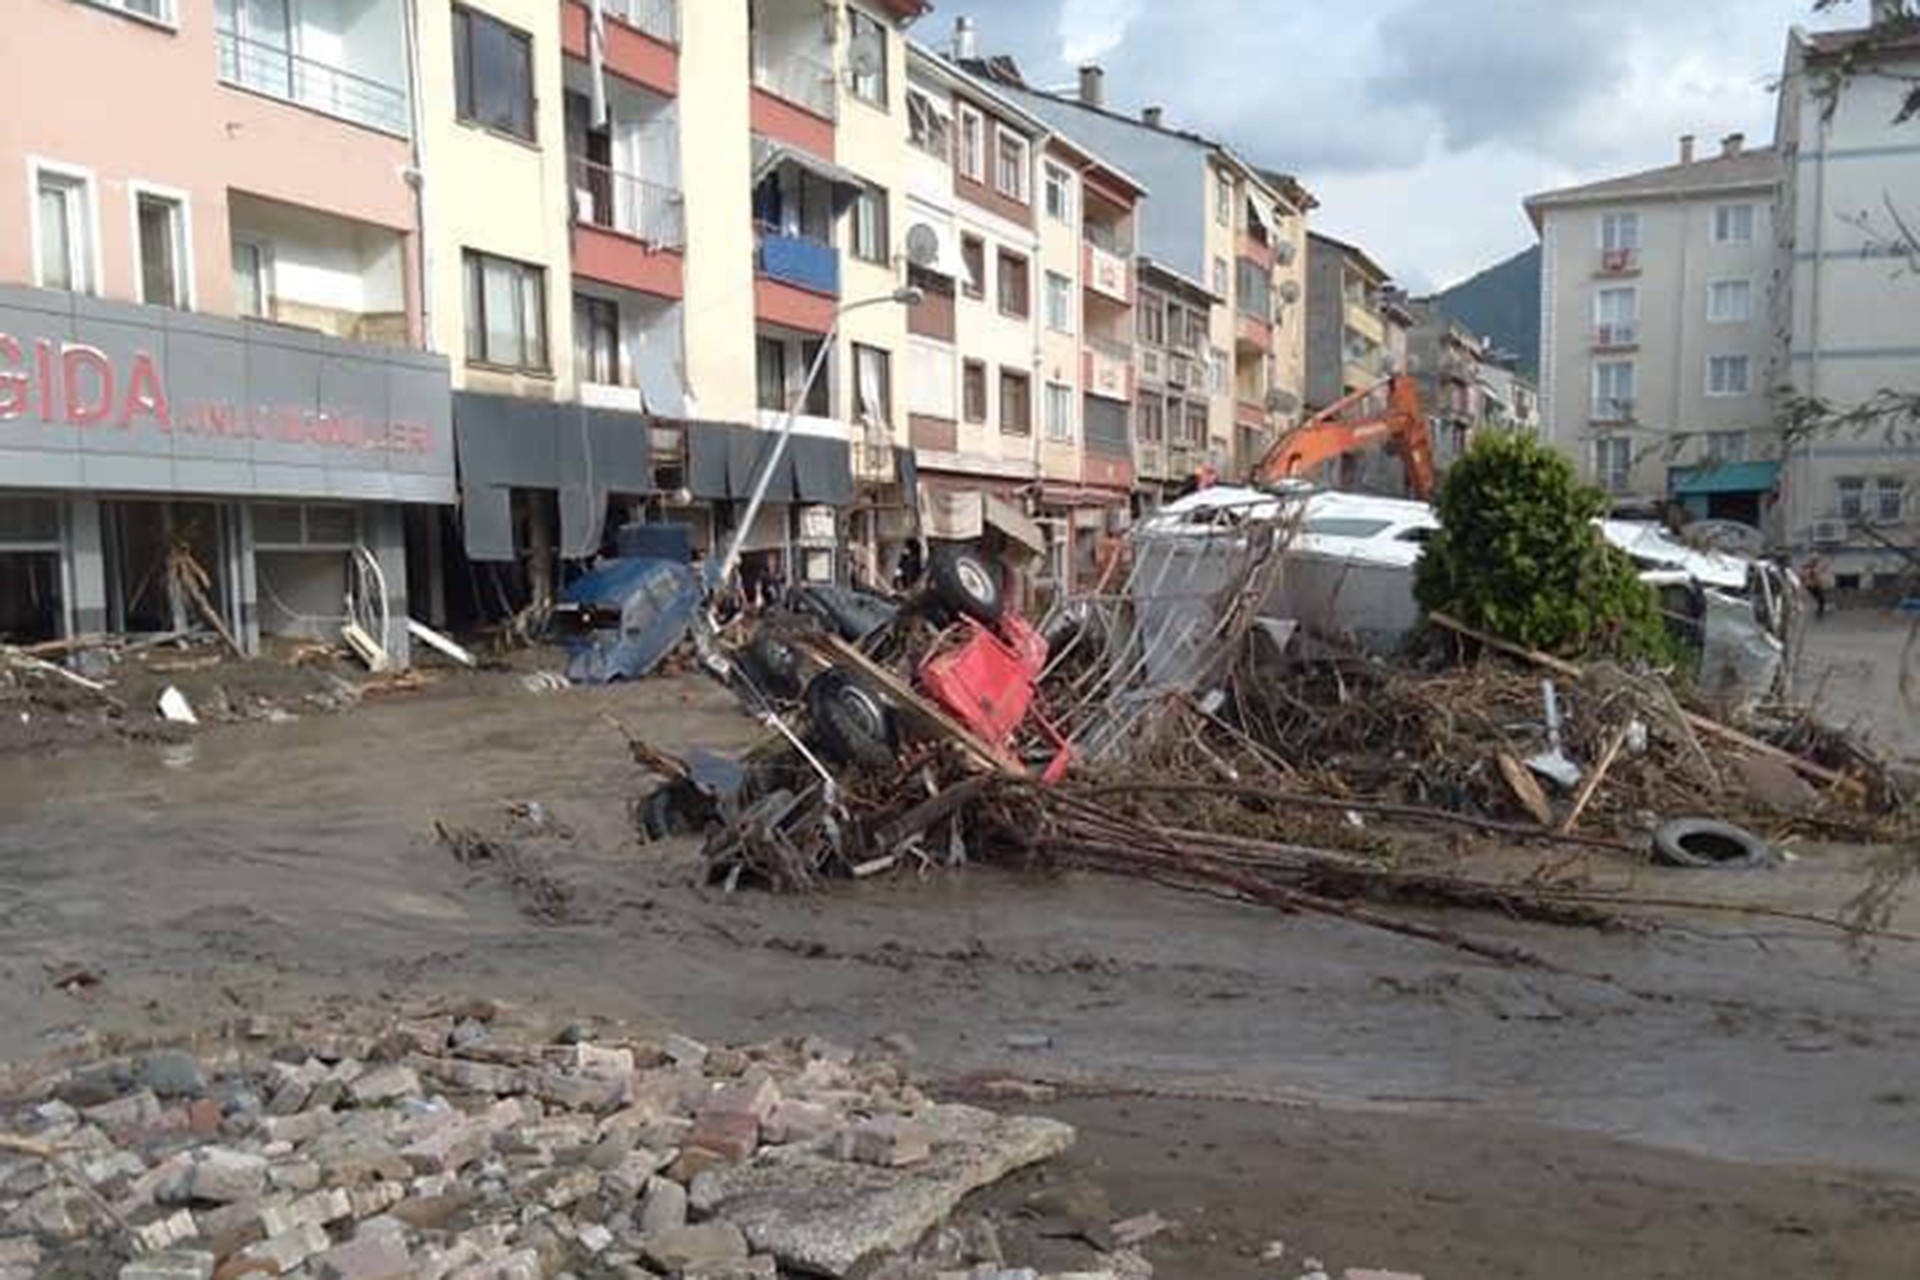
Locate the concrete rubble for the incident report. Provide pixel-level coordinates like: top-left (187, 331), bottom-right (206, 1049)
top-left (0, 1011), bottom-right (1107, 1280)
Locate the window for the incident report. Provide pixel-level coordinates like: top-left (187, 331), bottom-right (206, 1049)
top-left (848, 9), bottom-right (888, 106)
top-left (755, 337), bottom-right (786, 411)
top-left (798, 340), bottom-right (829, 416)
top-left (1044, 163), bottom-right (1073, 223)
top-left (1707, 354), bottom-right (1750, 396)
top-left (1876, 476), bottom-right (1905, 523)
top-left (1837, 477), bottom-right (1866, 521)
top-left (1183, 401), bottom-right (1208, 447)
top-left (1595, 286), bottom-right (1637, 330)
top-left (576, 295), bottom-right (620, 386)
top-left (907, 89), bottom-right (949, 158)
top-left (1236, 258), bottom-right (1272, 321)
top-left (1212, 256), bottom-right (1228, 297)
top-left (963, 359), bottom-right (987, 423)
top-left (851, 183), bottom-right (889, 264)
top-left (1045, 382), bottom-right (1073, 442)
top-left (232, 239), bottom-right (272, 318)
top-left (453, 6), bottom-right (535, 142)
top-left (999, 368), bottom-right (1032, 435)
top-left (1707, 279), bottom-right (1752, 323)
top-left (1215, 171), bottom-right (1232, 227)
top-left (956, 103), bottom-right (985, 183)
top-left (34, 167), bottom-right (93, 294)
top-left (1045, 272), bottom-right (1073, 333)
top-left (997, 249), bottom-right (1029, 318)
top-left (82, 0), bottom-right (172, 23)
top-left (960, 234), bottom-right (985, 299)
top-left (1209, 347), bottom-right (1229, 396)
top-left (1600, 212), bottom-right (1641, 252)
top-left (1138, 294), bottom-right (1166, 346)
top-left (1713, 203), bottom-right (1754, 245)
top-left (1706, 430), bottom-right (1745, 464)
top-left (995, 130), bottom-right (1031, 203)
top-left (1137, 395), bottom-right (1165, 443)
top-left (854, 344), bottom-right (892, 434)
top-left (1593, 437), bottom-right (1631, 493)
top-left (463, 250), bottom-right (549, 371)
top-left (135, 189), bottom-right (189, 309)
top-left (1592, 360), bottom-right (1635, 419)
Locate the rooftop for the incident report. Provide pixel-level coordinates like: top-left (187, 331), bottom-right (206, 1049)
top-left (1524, 147), bottom-right (1782, 228)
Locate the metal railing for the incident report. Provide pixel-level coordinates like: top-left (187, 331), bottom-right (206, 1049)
top-left (569, 156), bottom-right (686, 249)
top-left (755, 223), bottom-right (839, 295)
top-left (751, 46), bottom-right (838, 121)
top-left (1084, 223), bottom-right (1132, 256)
top-left (216, 29), bottom-right (409, 137)
top-left (1086, 334), bottom-right (1133, 363)
top-left (600, 0), bottom-right (678, 45)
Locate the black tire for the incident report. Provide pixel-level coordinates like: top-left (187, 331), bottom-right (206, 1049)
top-left (927, 544), bottom-right (1006, 624)
top-left (806, 668), bottom-right (897, 771)
top-left (638, 785), bottom-right (696, 842)
top-left (1651, 818), bottom-right (1775, 869)
top-left (742, 628), bottom-right (804, 701)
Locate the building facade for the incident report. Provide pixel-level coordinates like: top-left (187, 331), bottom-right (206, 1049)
top-left (1527, 136), bottom-right (1783, 524)
top-left (1304, 232), bottom-right (1402, 411)
top-left (2, 0), bottom-right (451, 656)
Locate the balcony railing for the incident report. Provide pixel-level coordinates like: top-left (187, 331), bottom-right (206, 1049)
top-left (600, 0), bottom-right (679, 46)
top-left (756, 224), bottom-right (839, 295)
top-left (1085, 335), bottom-right (1133, 402)
top-left (751, 47), bottom-right (837, 121)
top-left (569, 156), bottom-right (686, 249)
top-left (1599, 248), bottom-right (1640, 274)
top-left (1084, 241), bottom-right (1131, 303)
top-left (216, 29), bottom-right (409, 137)
top-left (1594, 322), bottom-right (1638, 347)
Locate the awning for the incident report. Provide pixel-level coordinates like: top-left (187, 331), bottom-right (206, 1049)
top-left (1669, 460), bottom-right (1782, 496)
top-left (984, 493), bottom-right (1047, 555)
top-left (1246, 195), bottom-right (1276, 240)
top-left (752, 139), bottom-right (866, 195)
top-left (1040, 484), bottom-right (1130, 507)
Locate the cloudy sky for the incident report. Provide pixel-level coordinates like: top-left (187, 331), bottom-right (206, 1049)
top-left (937, 0), bottom-right (1869, 292)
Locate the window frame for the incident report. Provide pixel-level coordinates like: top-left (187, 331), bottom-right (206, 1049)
top-left (996, 248), bottom-right (1030, 319)
top-left (847, 7), bottom-right (889, 107)
top-left (850, 182), bottom-right (890, 265)
top-left (853, 343), bottom-right (892, 433)
top-left (463, 248), bottom-right (551, 374)
top-left (128, 181), bottom-right (194, 310)
top-left (998, 366), bottom-right (1032, 436)
top-left (1212, 256), bottom-right (1228, 298)
top-left (1705, 429), bottom-right (1746, 465)
top-left (1138, 291), bottom-right (1166, 346)
top-left (1837, 476), bottom-right (1866, 521)
top-left (1599, 211), bottom-right (1641, 252)
top-left (77, 0), bottom-right (176, 28)
top-left (1044, 271), bottom-right (1073, 335)
top-left (1875, 475), bottom-right (1905, 523)
top-left (1591, 359), bottom-right (1635, 420)
top-left (1713, 203), bottom-right (1754, 245)
top-left (1215, 171), bottom-right (1232, 227)
top-left (452, 4), bottom-right (537, 144)
top-left (1136, 394), bottom-right (1165, 443)
top-left (575, 293), bottom-right (621, 387)
top-left (1043, 162), bottom-right (1074, 224)
top-left (956, 102), bottom-right (986, 183)
top-left (1706, 354), bottom-right (1751, 397)
top-left (1044, 381), bottom-right (1073, 443)
top-left (906, 88), bottom-right (950, 159)
top-left (994, 129), bottom-right (1031, 204)
top-left (959, 233), bottom-right (986, 300)
top-left (1592, 436), bottom-right (1632, 493)
top-left (962, 359), bottom-right (988, 424)
top-left (30, 158), bottom-right (101, 296)
top-left (231, 234), bottom-right (275, 319)
top-left (1706, 278), bottom-right (1752, 324)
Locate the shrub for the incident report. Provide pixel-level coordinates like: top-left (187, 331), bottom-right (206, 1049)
top-left (1413, 431), bottom-right (1674, 662)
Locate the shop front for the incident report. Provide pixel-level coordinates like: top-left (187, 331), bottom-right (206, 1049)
top-left (0, 285), bottom-right (453, 662)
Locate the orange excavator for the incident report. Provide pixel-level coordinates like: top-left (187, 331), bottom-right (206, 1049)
top-left (1249, 374), bottom-right (1435, 500)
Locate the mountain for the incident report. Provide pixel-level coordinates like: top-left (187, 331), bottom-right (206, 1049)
top-left (1433, 246), bottom-right (1541, 377)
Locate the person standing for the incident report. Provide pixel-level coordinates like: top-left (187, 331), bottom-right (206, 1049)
top-left (1803, 552), bottom-right (1831, 619)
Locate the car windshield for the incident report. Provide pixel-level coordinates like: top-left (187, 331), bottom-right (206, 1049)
top-left (1303, 517), bottom-right (1395, 538)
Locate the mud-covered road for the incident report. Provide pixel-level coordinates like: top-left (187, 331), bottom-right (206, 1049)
top-left (2, 671), bottom-right (1917, 1278)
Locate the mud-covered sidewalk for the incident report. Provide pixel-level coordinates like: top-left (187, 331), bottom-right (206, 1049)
top-left (1, 672), bottom-right (1917, 1278)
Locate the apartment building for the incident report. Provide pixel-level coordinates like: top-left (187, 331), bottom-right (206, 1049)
top-left (0, 0), bottom-right (450, 657)
top-left (1304, 232), bottom-right (1405, 410)
top-left (1400, 297), bottom-right (1487, 467)
top-left (969, 51), bottom-right (1311, 496)
top-left (1527, 137), bottom-right (1782, 522)
top-left (1774, 16), bottom-right (1920, 581)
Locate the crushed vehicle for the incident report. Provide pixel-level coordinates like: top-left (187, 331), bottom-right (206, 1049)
top-left (551, 552), bottom-right (701, 685)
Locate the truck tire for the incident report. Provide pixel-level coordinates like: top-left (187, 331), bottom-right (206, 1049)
top-left (742, 628), bottom-right (804, 701)
top-left (927, 544), bottom-right (1006, 624)
top-left (806, 668), bottom-right (897, 771)
top-left (1651, 817), bottom-right (1775, 869)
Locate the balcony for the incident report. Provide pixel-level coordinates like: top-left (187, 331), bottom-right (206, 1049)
top-left (570, 158), bottom-right (685, 298)
top-left (1237, 231), bottom-right (1275, 271)
top-left (1084, 241), bottom-right (1131, 304)
top-left (757, 225), bottom-right (839, 296)
top-left (1598, 248), bottom-right (1640, 276)
top-left (752, 46), bottom-right (837, 122)
top-left (1236, 311), bottom-right (1271, 354)
top-left (217, 28), bottom-right (409, 137)
top-left (600, 0), bottom-right (678, 45)
top-left (228, 191), bottom-right (410, 345)
top-left (1084, 336), bottom-right (1133, 403)
top-left (1593, 322), bottom-right (1638, 349)
top-left (562, 0), bottom-right (679, 95)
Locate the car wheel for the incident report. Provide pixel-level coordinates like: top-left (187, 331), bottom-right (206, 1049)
top-left (743, 628), bottom-right (804, 701)
top-left (806, 668), bottom-right (898, 771)
top-left (1651, 817), bottom-right (1775, 869)
top-left (928, 544), bottom-right (1006, 624)
top-left (637, 785), bottom-right (696, 842)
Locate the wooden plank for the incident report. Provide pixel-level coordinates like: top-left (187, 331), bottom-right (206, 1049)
top-left (1558, 723), bottom-right (1629, 834)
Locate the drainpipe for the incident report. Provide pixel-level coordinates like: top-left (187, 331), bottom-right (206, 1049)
top-left (401, 0), bottom-right (433, 352)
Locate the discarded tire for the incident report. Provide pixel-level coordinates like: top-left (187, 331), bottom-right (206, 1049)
top-left (637, 785), bottom-right (697, 842)
top-left (927, 544), bottom-right (1006, 624)
top-left (805, 668), bottom-right (897, 770)
top-left (742, 628), bottom-right (804, 701)
top-left (1651, 817), bottom-right (1775, 869)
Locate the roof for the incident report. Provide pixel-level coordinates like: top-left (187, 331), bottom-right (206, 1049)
top-left (1256, 167), bottom-right (1320, 214)
top-left (1801, 21), bottom-right (1920, 59)
top-left (1308, 231), bottom-right (1393, 286)
top-left (1525, 148), bottom-right (1782, 228)
top-left (1138, 257), bottom-right (1220, 303)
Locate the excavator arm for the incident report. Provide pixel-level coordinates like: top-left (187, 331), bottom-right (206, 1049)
top-left (1250, 374), bottom-right (1435, 499)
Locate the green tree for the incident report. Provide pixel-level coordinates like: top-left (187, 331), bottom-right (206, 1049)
top-left (1414, 431), bottom-right (1673, 661)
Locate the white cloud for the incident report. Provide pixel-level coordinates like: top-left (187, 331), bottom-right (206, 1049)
top-left (1055, 0), bottom-right (1146, 64)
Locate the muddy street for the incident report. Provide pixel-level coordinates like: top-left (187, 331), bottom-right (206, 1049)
top-left (2, 673), bottom-right (1918, 1278)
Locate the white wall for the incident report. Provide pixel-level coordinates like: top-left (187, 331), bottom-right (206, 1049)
top-left (230, 191), bottom-right (405, 313)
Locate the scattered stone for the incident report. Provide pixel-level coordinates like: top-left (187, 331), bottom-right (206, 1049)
top-left (1343, 1272), bottom-right (1424, 1280)
top-left (137, 1051), bottom-right (208, 1100)
top-left (119, 1250), bottom-right (215, 1280)
top-left (639, 1177), bottom-right (689, 1234)
top-left (1109, 1212), bottom-right (1173, 1248)
top-left (664, 1034), bottom-right (709, 1069)
top-left (129, 1209), bottom-right (198, 1252)
top-left (687, 1109), bottom-right (760, 1164)
top-left (644, 1222), bottom-right (750, 1274)
top-left (347, 1065), bottom-right (420, 1106)
top-left (189, 1148), bottom-right (270, 1203)
top-left (311, 1232), bottom-right (413, 1280)
top-left (841, 1118), bottom-right (933, 1168)
top-left (763, 1099), bottom-right (836, 1145)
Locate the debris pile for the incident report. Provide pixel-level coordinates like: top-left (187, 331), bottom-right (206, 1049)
top-left (0, 1010), bottom-right (1094, 1280)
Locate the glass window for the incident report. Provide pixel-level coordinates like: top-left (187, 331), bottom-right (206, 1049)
top-left (1044, 164), bottom-right (1073, 223)
top-left (756, 337), bottom-right (787, 412)
top-left (1212, 256), bottom-right (1228, 297)
top-left (907, 89), bottom-right (949, 158)
top-left (1045, 272), bottom-right (1073, 334)
top-left (463, 250), bottom-right (548, 371)
top-left (848, 8), bottom-right (888, 106)
top-left (1837, 476), bottom-right (1865, 520)
top-left (1136, 395), bottom-right (1165, 443)
top-left (963, 360), bottom-right (987, 423)
top-left (1706, 430), bottom-right (1745, 464)
top-left (136, 191), bottom-right (187, 309)
top-left (1138, 292), bottom-right (1166, 345)
top-left (36, 169), bottom-right (92, 294)
top-left (85, 0), bottom-right (172, 22)
top-left (1045, 382), bottom-right (1072, 442)
top-left (960, 234), bottom-right (985, 299)
top-left (1184, 401), bottom-right (1208, 447)
top-left (453, 6), bottom-right (535, 141)
top-left (1209, 347), bottom-right (1229, 396)
top-left (999, 368), bottom-right (1031, 435)
top-left (851, 183), bottom-right (889, 264)
top-left (997, 250), bottom-right (1029, 318)
top-left (995, 130), bottom-right (1030, 202)
top-left (1303, 517), bottom-right (1394, 538)
top-left (956, 104), bottom-right (984, 183)
top-left (1876, 476), bottom-right (1905, 523)
top-left (1707, 279), bottom-right (1752, 322)
top-left (1592, 360), bottom-right (1635, 419)
top-left (1714, 204), bottom-right (1754, 244)
top-left (232, 239), bottom-right (270, 318)
top-left (1600, 212), bottom-right (1641, 252)
top-left (1593, 437), bottom-right (1631, 493)
top-left (576, 295), bottom-right (620, 386)
top-left (854, 344), bottom-right (891, 432)
top-left (1707, 354), bottom-right (1750, 396)
top-left (1215, 171), bottom-right (1232, 226)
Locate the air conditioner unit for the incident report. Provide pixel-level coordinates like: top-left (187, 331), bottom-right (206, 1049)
top-left (1812, 518), bottom-right (1847, 546)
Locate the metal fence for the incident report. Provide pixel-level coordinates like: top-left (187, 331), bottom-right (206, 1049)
top-left (601, 0), bottom-right (678, 45)
top-left (569, 157), bottom-right (686, 250)
top-left (751, 47), bottom-right (837, 121)
top-left (216, 29), bottom-right (409, 137)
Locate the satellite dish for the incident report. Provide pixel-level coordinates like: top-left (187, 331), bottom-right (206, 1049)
top-left (905, 223), bottom-right (941, 268)
top-left (1279, 280), bottom-right (1301, 305)
top-left (849, 31), bottom-right (884, 78)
